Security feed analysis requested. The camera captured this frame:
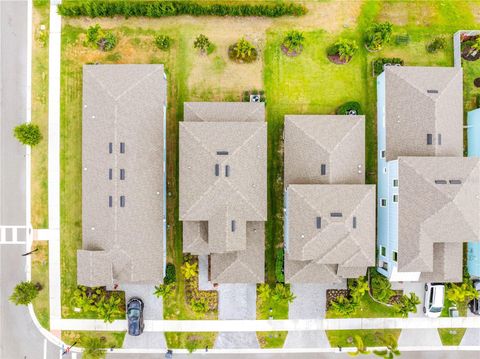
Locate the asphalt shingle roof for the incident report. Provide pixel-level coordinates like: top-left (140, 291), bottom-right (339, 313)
top-left (384, 66), bottom-right (463, 161)
top-left (78, 65), bottom-right (166, 286)
top-left (284, 115), bottom-right (365, 187)
top-left (397, 156), bottom-right (480, 280)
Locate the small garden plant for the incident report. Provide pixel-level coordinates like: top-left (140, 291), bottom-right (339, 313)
top-left (336, 101), bottom-right (363, 116)
top-left (13, 123), bottom-right (43, 146)
top-left (85, 24), bottom-right (117, 52)
top-left (229, 38), bottom-right (258, 63)
top-left (327, 38), bottom-right (358, 64)
top-left (193, 34), bottom-right (212, 55)
top-left (281, 30), bottom-right (305, 56)
top-left (426, 36), bottom-right (446, 53)
top-left (365, 22), bottom-right (393, 51)
top-left (372, 58), bottom-right (404, 76)
top-left (71, 286), bottom-right (124, 323)
top-left (393, 292), bottom-right (420, 317)
top-left (154, 34), bottom-right (172, 51)
top-left (446, 278), bottom-right (478, 313)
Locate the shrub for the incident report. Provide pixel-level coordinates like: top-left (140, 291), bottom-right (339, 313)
top-left (349, 276), bottom-right (369, 302)
top-left (257, 283), bottom-right (271, 302)
top-left (372, 57), bottom-right (404, 76)
top-left (193, 34), bottom-right (211, 54)
top-left (282, 30), bottom-right (305, 54)
top-left (331, 38), bottom-right (358, 61)
top-left (96, 294), bottom-right (123, 323)
top-left (181, 261), bottom-right (198, 280)
top-left (13, 123), bottom-right (43, 146)
top-left (86, 24), bottom-right (101, 44)
top-left (191, 297), bottom-right (208, 313)
top-left (164, 263), bottom-right (176, 284)
top-left (393, 292), bottom-right (420, 317)
top-left (271, 283), bottom-right (295, 304)
top-left (154, 283), bottom-right (174, 298)
top-left (81, 337), bottom-right (107, 359)
top-left (336, 101), bottom-right (363, 115)
top-left (426, 37), bottom-right (446, 53)
top-left (98, 32), bottom-right (117, 51)
top-left (154, 34), bottom-right (172, 50)
top-left (10, 281), bottom-right (40, 305)
top-left (365, 22), bottom-right (393, 51)
top-left (58, 1), bottom-right (307, 18)
top-left (86, 24), bottom-right (117, 51)
top-left (275, 248), bottom-right (285, 283)
top-left (229, 38), bottom-right (258, 63)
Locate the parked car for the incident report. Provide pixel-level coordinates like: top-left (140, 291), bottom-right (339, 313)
top-left (423, 283), bottom-right (445, 318)
top-left (127, 297), bottom-right (144, 336)
top-left (468, 280), bottom-right (480, 315)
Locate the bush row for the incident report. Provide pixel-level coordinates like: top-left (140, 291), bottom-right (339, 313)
top-left (58, 1), bottom-right (307, 18)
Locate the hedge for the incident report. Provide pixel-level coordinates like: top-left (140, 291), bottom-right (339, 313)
top-left (164, 263), bottom-right (176, 285)
top-left (57, 1), bottom-right (307, 18)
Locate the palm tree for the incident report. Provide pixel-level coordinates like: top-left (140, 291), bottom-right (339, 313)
top-left (373, 334), bottom-right (401, 359)
top-left (232, 38), bottom-right (256, 60)
top-left (282, 30), bottom-right (305, 53)
top-left (82, 337), bottom-right (107, 359)
top-left (97, 294), bottom-right (123, 323)
top-left (334, 39), bottom-right (358, 61)
top-left (9, 281), bottom-right (40, 305)
top-left (193, 34), bottom-right (211, 54)
top-left (349, 335), bottom-right (370, 356)
top-left (257, 283), bottom-right (271, 302)
top-left (154, 283), bottom-right (174, 298)
top-left (181, 261), bottom-right (198, 280)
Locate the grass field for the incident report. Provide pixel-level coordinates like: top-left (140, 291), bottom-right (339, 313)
top-left (31, 0), bottom-right (49, 228)
top-left (326, 329), bottom-right (401, 348)
top-left (31, 241), bottom-right (49, 329)
top-left (62, 330), bottom-right (126, 348)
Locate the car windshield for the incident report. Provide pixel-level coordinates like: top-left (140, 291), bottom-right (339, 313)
top-left (430, 306), bottom-right (442, 313)
top-left (128, 308), bottom-right (140, 318)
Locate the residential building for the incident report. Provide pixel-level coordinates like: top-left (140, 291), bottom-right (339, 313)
top-left (467, 108), bottom-right (480, 278)
top-left (283, 115), bottom-right (376, 283)
top-left (180, 102), bottom-right (267, 283)
top-left (77, 65), bottom-right (167, 287)
top-left (377, 66), bottom-right (480, 282)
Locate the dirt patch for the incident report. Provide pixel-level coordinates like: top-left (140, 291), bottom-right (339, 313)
top-left (281, 44), bottom-right (302, 57)
top-left (377, 1), bottom-right (436, 26)
top-left (327, 54), bottom-right (351, 65)
top-left (475, 78), bottom-right (480, 88)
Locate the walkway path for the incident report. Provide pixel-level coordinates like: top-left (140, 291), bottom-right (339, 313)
top-left (51, 317), bottom-right (480, 332)
top-left (47, 0), bottom-right (62, 324)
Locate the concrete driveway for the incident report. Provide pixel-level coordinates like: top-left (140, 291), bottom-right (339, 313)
top-left (121, 284), bottom-right (166, 348)
top-left (215, 284), bottom-right (259, 349)
top-left (284, 282), bottom-right (346, 349)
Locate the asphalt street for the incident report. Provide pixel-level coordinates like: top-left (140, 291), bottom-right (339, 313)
top-left (0, 1), bottom-right (60, 358)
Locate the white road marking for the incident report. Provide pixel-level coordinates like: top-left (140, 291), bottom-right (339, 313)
top-left (43, 339), bottom-right (47, 359)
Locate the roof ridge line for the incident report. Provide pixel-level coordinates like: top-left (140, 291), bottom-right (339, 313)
top-left (330, 118), bottom-right (363, 153)
top-left (289, 118), bottom-right (331, 156)
top-left (114, 66), bottom-right (163, 101)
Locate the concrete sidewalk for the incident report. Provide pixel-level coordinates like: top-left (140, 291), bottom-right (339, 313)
top-left (50, 317), bottom-right (480, 332)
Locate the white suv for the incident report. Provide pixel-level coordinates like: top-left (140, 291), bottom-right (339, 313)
top-left (423, 283), bottom-right (445, 318)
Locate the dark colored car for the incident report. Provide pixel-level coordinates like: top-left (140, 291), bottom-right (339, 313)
top-left (468, 280), bottom-right (480, 315)
top-left (127, 297), bottom-right (144, 336)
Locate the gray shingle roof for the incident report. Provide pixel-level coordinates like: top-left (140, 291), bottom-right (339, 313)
top-left (180, 102), bottom-right (267, 283)
top-left (397, 156), bottom-right (480, 279)
top-left (384, 66), bottom-right (463, 161)
top-left (210, 222), bottom-right (265, 283)
top-left (284, 115), bottom-right (365, 187)
top-left (285, 185), bottom-right (375, 283)
top-left (79, 64), bottom-right (166, 286)
top-left (285, 260), bottom-right (341, 283)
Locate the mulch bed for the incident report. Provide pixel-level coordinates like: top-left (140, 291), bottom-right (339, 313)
top-left (462, 47), bottom-right (480, 61)
top-left (327, 54), bottom-right (351, 65)
top-left (281, 44), bottom-right (303, 57)
top-left (388, 294), bottom-right (403, 305)
top-left (474, 77), bottom-right (480, 88)
top-left (228, 45), bottom-right (258, 64)
top-left (326, 289), bottom-right (350, 309)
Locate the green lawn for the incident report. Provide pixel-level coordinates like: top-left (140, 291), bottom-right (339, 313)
top-left (165, 332), bottom-right (217, 351)
top-left (326, 329), bottom-right (401, 348)
top-left (62, 330), bottom-right (126, 349)
top-left (31, 0), bottom-right (49, 229)
top-left (326, 293), bottom-right (401, 319)
top-left (31, 241), bottom-right (49, 329)
top-left (438, 328), bottom-right (467, 346)
top-left (257, 331), bottom-right (288, 349)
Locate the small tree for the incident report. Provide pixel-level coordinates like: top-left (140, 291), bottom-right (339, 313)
top-left (190, 297), bottom-right (208, 313)
top-left (393, 292), bottom-right (420, 317)
top-left (330, 295), bottom-right (358, 316)
top-left (13, 123), bottom-right (42, 146)
top-left (154, 283), bottom-right (174, 298)
top-left (86, 24), bottom-right (102, 44)
top-left (349, 276), bottom-right (369, 302)
top-left (349, 335), bottom-right (370, 356)
top-left (82, 336), bottom-right (107, 359)
top-left (10, 281), bottom-right (40, 305)
top-left (373, 334), bottom-right (401, 358)
top-left (446, 280), bottom-right (479, 305)
top-left (271, 283), bottom-right (296, 304)
top-left (230, 38), bottom-right (258, 63)
top-left (97, 294), bottom-right (123, 323)
top-left (154, 34), bottom-right (172, 51)
top-left (181, 261), bottom-right (198, 280)
top-left (282, 30), bottom-right (305, 54)
top-left (194, 34), bottom-right (211, 54)
top-left (334, 39), bottom-right (358, 60)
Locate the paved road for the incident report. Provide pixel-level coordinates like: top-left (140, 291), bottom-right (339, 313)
top-left (106, 351), bottom-right (480, 359)
top-left (0, 1), bottom-right (60, 358)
